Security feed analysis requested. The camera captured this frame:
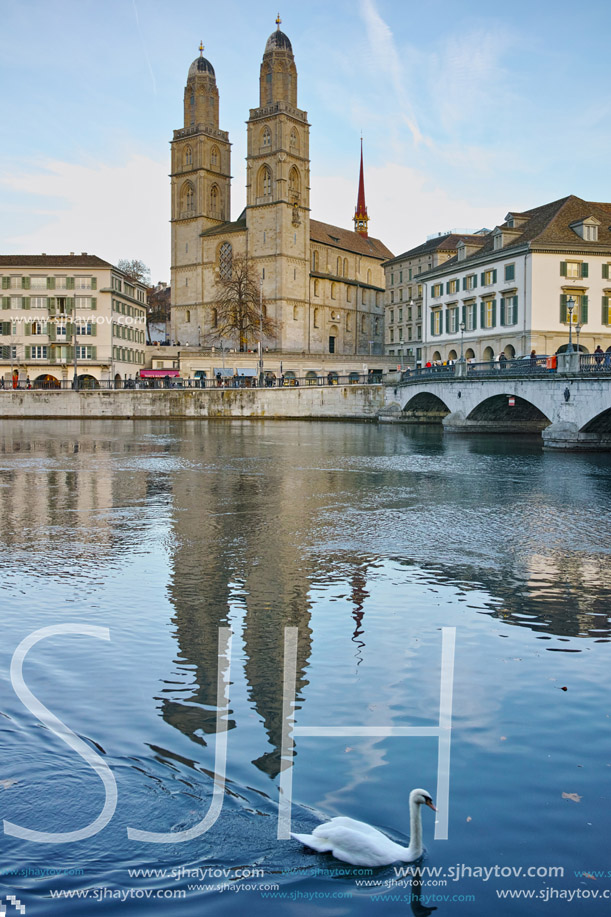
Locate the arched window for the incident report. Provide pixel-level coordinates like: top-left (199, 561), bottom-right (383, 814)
top-left (367, 269), bottom-right (372, 284)
top-left (289, 129), bottom-right (299, 152)
top-left (258, 165), bottom-right (272, 198)
top-left (186, 309), bottom-right (191, 323)
top-left (219, 242), bottom-right (233, 280)
top-left (181, 182), bottom-right (195, 212)
top-left (288, 166), bottom-right (300, 198)
top-left (343, 258), bottom-right (348, 276)
top-left (210, 146), bottom-right (219, 169)
top-left (184, 146), bottom-right (192, 167)
top-left (331, 282), bottom-right (337, 300)
top-left (293, 305), bottom-right (299, 321)
top-left (210, 184), bottom-right (219, 214)
top-left (314, 308), bottom-right (320, 327)
top-left (311, 250), bottom-right (319, 272)
top-left (336, 257), bottom-right (342, 276)
top-left (262, 126), bottom-right (271, 148)
top-left (361, 314), bottom-right (366, 333)
top-left (211, 308), bottom-right (218, 328)
top-left (313, 279), bottom-right (320, 297)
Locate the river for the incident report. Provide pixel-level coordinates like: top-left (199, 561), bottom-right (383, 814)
top-left (1, 420), bottom-right (610, 915)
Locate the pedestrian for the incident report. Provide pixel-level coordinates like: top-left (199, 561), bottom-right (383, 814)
top-left (499, 351), bottom-right (507, 369)
top-left (216, 371), bottom-right (222, 387)
top-left (604, 350), bottom-right (611, 370)
top-left (530, 349), bottom-right (537, 369)
top-left (27, 377), bottom-right (32, 389)
top-left (594, 345), bottom-right (604, 367)
top-left (0, 377), bottom-right (4, 389)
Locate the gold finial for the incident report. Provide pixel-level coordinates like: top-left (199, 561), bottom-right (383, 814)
top-left (276, 13), bottom-right (282, 28)
top-left (199, 41), bottom-right (204, 55)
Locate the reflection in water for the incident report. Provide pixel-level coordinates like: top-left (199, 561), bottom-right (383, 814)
top-left (1, 421), bottom-right (611, 916)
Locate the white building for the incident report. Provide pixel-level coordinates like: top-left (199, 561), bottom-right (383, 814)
top-left (0, 255), bottom-right (147, 387)
top-left (419, 196), bottom-right (611, 363)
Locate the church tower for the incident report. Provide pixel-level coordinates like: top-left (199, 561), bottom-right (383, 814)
top-left (170, 44), bottom-right (231, 342)
top-left (245, 17), bottom-right (311, 351)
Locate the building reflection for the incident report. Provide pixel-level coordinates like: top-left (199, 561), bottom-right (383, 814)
top-left (1, 419), bottom-right (610, 785)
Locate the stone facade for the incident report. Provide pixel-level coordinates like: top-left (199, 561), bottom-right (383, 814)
top-left (170, 25), bottom-right (393, 359)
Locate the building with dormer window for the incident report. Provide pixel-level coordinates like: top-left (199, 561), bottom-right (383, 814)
top-left (419, 196), bottom-right (611, 363)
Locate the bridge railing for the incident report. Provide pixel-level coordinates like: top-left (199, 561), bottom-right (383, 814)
top-left (0, 372), bottom-right (387, 392)
top-left (398, 357), bottom-right (553, 384)
top-left (579, 353), bottom-right (611, 374)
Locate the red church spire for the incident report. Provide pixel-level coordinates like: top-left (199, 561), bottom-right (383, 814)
top-left (354, 138), bottom-right (369, 237)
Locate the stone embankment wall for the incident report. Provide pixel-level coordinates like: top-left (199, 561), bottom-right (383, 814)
top-left (0, 386), bottom-right (384, 420)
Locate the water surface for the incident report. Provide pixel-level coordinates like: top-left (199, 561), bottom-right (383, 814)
top-left (1, 420), bottom-right (610, 914)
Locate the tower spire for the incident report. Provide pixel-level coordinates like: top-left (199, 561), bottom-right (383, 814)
top-left (354, 138), bottom-right (369, 237)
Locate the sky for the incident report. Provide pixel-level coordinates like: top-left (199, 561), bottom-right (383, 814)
top-left (0, 0), bottom-right (609, 283)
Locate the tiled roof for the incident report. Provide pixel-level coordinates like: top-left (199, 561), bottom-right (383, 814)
top-left (310, 220), bottom-right (393, 259)
top-left (441, 195), bottom-right (611, 268)
top-left (385, 232), bottom-right (489, 265)
top-left (0, 254), bottom-right (113, 268)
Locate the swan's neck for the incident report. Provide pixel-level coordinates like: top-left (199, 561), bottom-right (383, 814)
top-left (404, 797), bottom-right (423, 860)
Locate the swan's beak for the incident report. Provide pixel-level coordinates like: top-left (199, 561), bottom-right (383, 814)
top-left (425, 798), bottom-right (437, 812)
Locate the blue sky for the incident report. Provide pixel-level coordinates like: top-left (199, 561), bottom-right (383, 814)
top-left (1, 0), bottom-right (609, 281)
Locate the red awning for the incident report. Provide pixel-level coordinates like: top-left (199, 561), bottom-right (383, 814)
top-left (139, 369), bottom-right (180, 378)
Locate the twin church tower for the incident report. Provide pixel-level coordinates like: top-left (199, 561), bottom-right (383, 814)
top-left (170, 20), bottom-right (392, 354)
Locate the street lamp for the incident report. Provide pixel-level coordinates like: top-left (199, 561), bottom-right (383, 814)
top-left (258, 274), bottom-right (264, 387)
top-left (459, 320), bottom-right (466, 362)
top-left (73, 318), bottom-right (79, 390)
top-left (566, 296), bottom-right (575, 354)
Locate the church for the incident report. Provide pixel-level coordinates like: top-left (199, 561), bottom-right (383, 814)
top-left (169, 19), bottom-right (393, 361)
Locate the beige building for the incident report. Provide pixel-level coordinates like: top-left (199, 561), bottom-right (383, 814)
top-left (170, 24), bottom-right (393, 365)
top-left (0, 255), bottom-right (147, 387)
top-left (383, 231), bottom-right (489, 366)
top-left (418, 196), bottom-right (611, 363)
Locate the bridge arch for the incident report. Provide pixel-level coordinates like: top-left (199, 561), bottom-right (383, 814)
top-left (466, 394), bottom-right (551, 431)
top-left (402, 391), bottom-right (451, 423)
top-left (580, 407), bottom-right (611, 436)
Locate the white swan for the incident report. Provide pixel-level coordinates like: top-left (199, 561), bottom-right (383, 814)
top-left (291, 788), bottom-right (436, 867)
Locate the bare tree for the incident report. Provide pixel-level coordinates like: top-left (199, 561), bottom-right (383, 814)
top-left (116, 258), bottom-right (151, 285)
top-left (209, 255), bottom-right (279, 351)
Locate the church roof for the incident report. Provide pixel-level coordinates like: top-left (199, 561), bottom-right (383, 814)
top-left (200, 214), bottom-right (247, 237)
top-left (310, 220), bottom-right (393, 260)
top-left (188, 48), bottom-right (215, 79)
top-left (265, 29), bottom-right (293, 54)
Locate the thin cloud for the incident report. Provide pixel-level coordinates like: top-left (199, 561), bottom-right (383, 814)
top-left (359, 0), bottom-right (424, 145)
top-left (132, 0), bottom-right (157, 95)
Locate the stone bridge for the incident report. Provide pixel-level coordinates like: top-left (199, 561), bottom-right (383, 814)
top-left (383, 367), bottom-right (611, 450)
